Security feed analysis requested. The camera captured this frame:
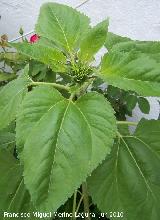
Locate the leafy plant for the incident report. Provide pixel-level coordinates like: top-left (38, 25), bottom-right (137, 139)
top-left (0, 3), bottom-right (160, 220)
top-left (0, 34), bottom-right (26, 84)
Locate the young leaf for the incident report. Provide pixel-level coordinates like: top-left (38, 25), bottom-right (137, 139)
top-left (36, 3), bottom-right (90, 53)
top-left (88, 119), bottom-right (160, 220)
top-left (100, 49), bottom-right (160, 96)
top-left (11, 42), bottom-right (66, 72)
top-left (0, 149), bottom-right (34, 219)
top-left (0, 66), bottom-right (31, 130)
top-left (138, 97), bottom-right (150, 114)
top-left (79, 19), bottom-right (109, 61)
top-left (22, 90), bottom-right (116, 212)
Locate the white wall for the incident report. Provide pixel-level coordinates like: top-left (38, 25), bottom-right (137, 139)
top-left (0, 0), bottom-right (160, 120)
top-left (1, 0), bottom-right (160, 41)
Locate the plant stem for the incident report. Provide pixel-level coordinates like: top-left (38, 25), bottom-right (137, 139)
top-left (69, 92), bottom-right (76, 101)
top-left (72, 190), bottom-right (77, 220)
top-left (82, 182), bottom-right (91, 220)
top-left (76, 194), bottom-right (84, 213)
top-left (76, 78), bottom-right (95, 98)
top-left (30, 81), bottom-right (70, 91)
top-left (117, 121), bottom-right (138, 126)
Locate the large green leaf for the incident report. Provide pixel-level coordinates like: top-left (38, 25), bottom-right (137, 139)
top-left (12, 42), bottom-right (66, 72)
top-left (0, 66), bottom-right (31, 130)
top-left (101, 32), bottom-right (160, 96)
top-left (35, 3), bottom-right (90, 53)
top-left (79, 20), bottom-right (109, 61)
top-left (21, 88), bottom-right (116, 212)
top-left (0, 149), bottom-right (34, 219)
top-left (16, 85), bottom-right (63, 156)
top-left (88, 119), bottom-right (160, 220)
top-left (100, 49), bottom-right (160, 96)
top-left (76, 92), bottom-right (116, 171)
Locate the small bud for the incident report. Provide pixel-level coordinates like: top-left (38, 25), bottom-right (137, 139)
top-left (19, 27), bottom-right (24, 36)
top-left (29, 34), bottom-right (40, 43)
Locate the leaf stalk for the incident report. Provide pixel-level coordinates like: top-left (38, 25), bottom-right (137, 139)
top-left (72, 190), bottom-right (77, 220)
top-left (117, 121), bottom-right (138, 126)
top-left (82, 182), bottom-right (91, 220)
top-left (30, 81), bottom-right (70, 91)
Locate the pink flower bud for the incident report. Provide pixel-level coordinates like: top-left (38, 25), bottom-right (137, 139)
top-left (30, 34), bottom-right (40, 43)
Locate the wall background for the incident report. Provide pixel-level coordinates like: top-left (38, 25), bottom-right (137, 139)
top-left (0, 0), bottom-right (160, 120)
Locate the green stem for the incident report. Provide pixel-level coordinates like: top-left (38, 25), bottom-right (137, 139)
top-left (69, 92), bottom-right (76, 101)
top-left (117, 121), bottom-right (138, 126)
top-left (76, 78), bottom-right (95, 98)
top-left (72, 190), bottom-right (77, 220)
top-left (82, 182), bottom-right (91, 220)
top-left (30, 81), bottom-right (70, 91)
top-left (76, 194), bottom-right (84, 213)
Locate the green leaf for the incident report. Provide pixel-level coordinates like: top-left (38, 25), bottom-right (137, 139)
top-left (105, 32), bottom-right (160, 58)
top-left (88, 119), bottom-right (160, 220)
top-left (0, 149), bottom-right (34, 219)
top-left (0, 131), bottom-right (15, 148)
top-left (124, 94), bottom-right (137, 112)
top-left (102, 32), bottom-right (160, 96)
top-left (21, 89), bottom-right (116, 212)
top-left (0, 52), bottom-right (27, 62)
top-left (0, 66), bottom-right (31, 130)
top-left (138, 97), bottom-right (150, 114)
top-left (105, 32), bottom-right (132, 51)
top-left (0, 72), bottom-right (16, 82)
top-left (16, 85), bottom-right (64, 156)
top-left (79, 19), bottom-right (109, 61)
top-left (11, 42), bottom-right (66, 72)
top-left (100, 49), bottom-right (160, 96)
top-left (76, 93), bottom-right (116, 171)
top-left (35, 3), bottom-right (90, 53)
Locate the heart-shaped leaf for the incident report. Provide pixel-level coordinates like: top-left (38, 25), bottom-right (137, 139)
top-left (20, 87), bottom-right (116, 212)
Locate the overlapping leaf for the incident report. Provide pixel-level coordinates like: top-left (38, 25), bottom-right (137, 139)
top-left (100, 33), bottom-right (160, 96)
top-left (0, 149), bottom-right (34, 220)
top-left (88, 119), bottom-right (160, 220)
top-left (105, 32), bottom-right (132, 51)
top-left (79, 20), bottom-right (109, 61)
top-left (12, 42), bottom-right (66, 72)
top-left (0, 66), bottom-right (31, 130)
top-left (18, 86), bottom-right (116, 212)
top-left (36, 3), bottom-right (90, 53)
top-left (105, 32), bottom-right (160, 57)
